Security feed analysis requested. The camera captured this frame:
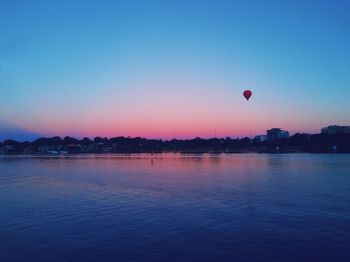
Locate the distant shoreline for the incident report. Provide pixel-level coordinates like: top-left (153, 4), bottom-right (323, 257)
top-left (0, 151), bottom-right (350, 157)
top-left (1, 133), bottom-right (350, 154)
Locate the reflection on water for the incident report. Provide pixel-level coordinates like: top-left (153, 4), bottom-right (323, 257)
top-left (1, 154), bottom-right (350, 262)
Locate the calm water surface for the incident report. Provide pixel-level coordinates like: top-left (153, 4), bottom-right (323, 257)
top-left (1, 154), bottom-right (350, 262)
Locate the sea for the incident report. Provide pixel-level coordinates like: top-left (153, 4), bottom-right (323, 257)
top-left (1, 154), bottom-right (350, 262)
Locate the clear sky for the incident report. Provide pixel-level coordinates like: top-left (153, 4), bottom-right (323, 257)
top-left (1, 0), bottom-right (349, 140)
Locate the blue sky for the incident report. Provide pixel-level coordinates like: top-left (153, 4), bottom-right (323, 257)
top-left (1, 0), bottom-right (349, 140)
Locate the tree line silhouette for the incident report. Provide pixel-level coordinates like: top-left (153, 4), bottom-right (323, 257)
top-left (1, 133), bottom-right (350, 154)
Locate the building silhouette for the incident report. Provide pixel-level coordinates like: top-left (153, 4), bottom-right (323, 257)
top-left (266, 128), bottom-right (289, 141)
top-left (321, 125), bottom-right (350, 135)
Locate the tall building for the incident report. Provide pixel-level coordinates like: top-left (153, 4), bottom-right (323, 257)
top-left (266, 128), bottom-right (289, 141)
top-left (321, 125), bottom-right (350, 135)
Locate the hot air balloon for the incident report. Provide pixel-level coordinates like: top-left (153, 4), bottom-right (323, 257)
top-left (243, 90), bottom-right (252, 101)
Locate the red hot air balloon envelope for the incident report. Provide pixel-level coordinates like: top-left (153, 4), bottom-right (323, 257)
top-left (243, 90), bottom-right (252, 101)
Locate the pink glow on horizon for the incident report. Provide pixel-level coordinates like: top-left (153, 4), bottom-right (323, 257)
top-left (4, 110), bottom-right (323, 140)
top-left (3, 99), bottom-right (327, 139)
top-left (2, 78), bottom-right (332, 139)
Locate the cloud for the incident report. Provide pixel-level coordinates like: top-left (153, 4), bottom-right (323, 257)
top-left (0, 121), bottom-right (40, 142)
